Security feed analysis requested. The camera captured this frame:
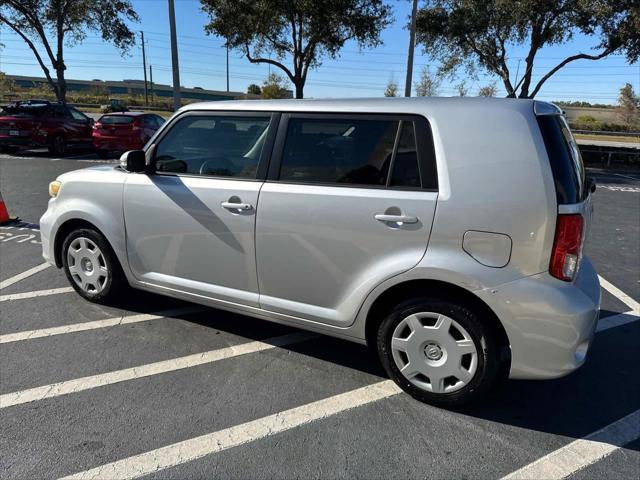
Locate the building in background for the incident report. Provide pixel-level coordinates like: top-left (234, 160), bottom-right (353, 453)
top-left (5, 74), bottom-right (293, 102)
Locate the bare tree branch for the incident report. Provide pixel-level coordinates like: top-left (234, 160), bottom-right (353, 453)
top-left (0, 13), bottom-right (58, 96)
top-left (244, 43), bottom-right (296, 83)
top-left (530, 49), bottom-right (612, 98)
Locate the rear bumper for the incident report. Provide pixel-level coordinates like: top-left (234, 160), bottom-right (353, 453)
top-left (0, 136), bottom-right (36, 147)
top-left (476, 257), bottom-right (601, 380)
top-left (93, 137), bottom-right (142, 152)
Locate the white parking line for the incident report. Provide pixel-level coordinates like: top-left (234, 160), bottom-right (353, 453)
top-left (0, 287), bottom-right (74, 302)
top-left (0, 262), bottom-right (50, 290)
top-left (59, 380), bottom-right (401, 480)
top-left (596, 311), bottom-right (639, 332)
top-left (1, 331), bottom-right (316, 409)
top-left (0, 306), bottom-right (205, 344)
top-left (598, 275), bottom-right (640, 314)
top-left (501, 409), bottom-right (640, 480)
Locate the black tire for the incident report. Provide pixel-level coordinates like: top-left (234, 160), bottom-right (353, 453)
top-left (376, 297), bottom-right (502, 408)
top-left (48, 134), bottom-right (66, 156)
top-left (96, 149), bottom-right (109, 159)
top-left (61, 227), bottom-right (127, 304)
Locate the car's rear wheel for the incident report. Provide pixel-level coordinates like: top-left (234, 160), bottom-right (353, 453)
top-left (96, 149), bottom-right (109, 159)
top-left (61, 228), bottom-right (126, 304)
top-left (49, 134), bottom-right (66, 156)
top-left (377, 297), bottom-right (501, 407)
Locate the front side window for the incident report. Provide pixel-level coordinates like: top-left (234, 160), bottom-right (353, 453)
top-left (154, 115), bottom-right (270, 178)
top-left (279, 118), bottom-right (399, 186)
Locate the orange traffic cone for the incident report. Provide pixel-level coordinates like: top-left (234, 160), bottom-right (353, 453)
top-left (0, 191), bottom-right (19, 225)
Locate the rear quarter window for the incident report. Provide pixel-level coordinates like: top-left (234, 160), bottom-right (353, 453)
top-left (537, 115), bottom-right (586, 204)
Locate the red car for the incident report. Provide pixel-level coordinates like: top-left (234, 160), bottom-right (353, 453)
top-left (92, 112), bottom-right (165, 158)
top-left (0, 100), bottom-right (93, 155)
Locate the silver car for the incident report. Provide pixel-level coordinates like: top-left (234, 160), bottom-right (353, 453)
top-left (40, 98), bottom-right (600, 407)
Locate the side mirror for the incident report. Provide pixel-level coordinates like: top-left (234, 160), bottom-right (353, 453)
top-left (587, 176), bottom-right (596, 194)
top-left (120, 150), bottom-right (146, 173)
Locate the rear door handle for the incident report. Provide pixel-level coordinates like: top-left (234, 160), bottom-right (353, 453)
top-left (374, 214), bottom-right (418, 224)
top-left (221, 201), bottom-right (253, 211)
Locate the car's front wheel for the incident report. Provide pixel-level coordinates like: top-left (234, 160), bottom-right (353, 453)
top-left (61, 228), bottom-right (126, 304)
top-left (377, 297), bottom-right (502, 407)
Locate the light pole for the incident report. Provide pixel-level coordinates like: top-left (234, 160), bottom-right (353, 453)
top-left (404, 0), bottom-right (418, 97)
top-left (168, 0), bottom-right (181, 110)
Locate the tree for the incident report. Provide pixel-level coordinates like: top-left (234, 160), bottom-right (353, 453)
top-left (414, 66), bottom-right (440, 96)
top-left (261, 73), bottom-right (290, 99)
top-left (0, 71), bottom-right (15, 95)
top-left (0, 0), bottom-right (139, 103)
top-left (201, 0), bottom-right (393, 99)
top-left (617, 83), bottom-right (639, 130)
top-left (455, 80), bottom-right (468, 96)
top-left (477, 82), bottom-right (497, 97)
top-left (247, 83), bottom-right (262, 95)
top-left (416, 0), bottom-right (640, 98)
top-left (384, 77), bottom-right (398, 97)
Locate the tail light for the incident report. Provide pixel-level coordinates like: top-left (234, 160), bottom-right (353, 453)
top-left (549, 214), bottom-right (584, 281)
top-left (93, 122), bottom-right (101, 130)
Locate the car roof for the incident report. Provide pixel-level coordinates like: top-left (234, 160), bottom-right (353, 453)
top-left (178, 97), bottom-right (541, 117)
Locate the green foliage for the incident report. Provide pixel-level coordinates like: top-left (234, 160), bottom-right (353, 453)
top-left (572, 115), bottom-right (603, 131)
top-left (477, 82), bottom-right (497, 97)
top-left (0, 71), bottom-right (16, 95)
top-left (261, 73), bottom-right (290, 99)
top-left (0, 0), bottom-right (139, 102)
top-left (384, 78), bottom-right (398, 97)
top-left (201, 0), bottom-right (393, 98)
top-left (416, 0), bottom-right (639, 99)
top-left (414, 66), bottom-right (440, 96)
top-left (617, 83), bottom-right (639, 130)
top-left (554, 100), bottom-right (615, 109)
top-left (455, 80), bottom-right (468, 96)
top-left (247, 83), bottom-right (262, 95)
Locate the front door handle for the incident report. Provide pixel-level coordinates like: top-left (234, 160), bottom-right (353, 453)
top-left (221, 201), bottom-right (253, 211)
top-left (374, 213), bottom-right (418, 224)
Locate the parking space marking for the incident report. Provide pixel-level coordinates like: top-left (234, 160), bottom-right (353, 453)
top-left (0, 262), bottom-right (50, 290)
top-left (1, 331), bottom-right (316, 408)
top-left (0, 306), bottom-right (205, 344)
top-left (598, 275), bottom-right (640, 314)
top-left (0, 287), bottom-right (74, 302)
top-left (596, 311), bottom-right (639, 332)
top-left (501, 409), bottom-right (640, 480)
top-left (59, 380), bottom-right (401, 480)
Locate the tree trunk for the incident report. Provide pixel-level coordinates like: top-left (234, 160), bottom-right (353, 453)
top-left (294, 80), bottom-right (304, 99)
top-left (55, 66), bottom-right (66, 103)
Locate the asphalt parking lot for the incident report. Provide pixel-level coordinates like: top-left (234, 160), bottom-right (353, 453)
top-left (1, 149), bottom-right (639, 479)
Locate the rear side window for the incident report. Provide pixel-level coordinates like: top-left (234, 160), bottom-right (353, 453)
top-left (537, 115), bottom-right (586, 204)
top-left (101, 115), bottom-right (135, 125)
top-left (278, 116), bottom-right (428, 189)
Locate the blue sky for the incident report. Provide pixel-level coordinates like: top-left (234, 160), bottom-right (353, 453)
top-left (1, 0), bottom-right (638, 104)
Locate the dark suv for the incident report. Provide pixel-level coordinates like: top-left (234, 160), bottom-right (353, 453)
top-left (0, 101), bottom-right (93, 155)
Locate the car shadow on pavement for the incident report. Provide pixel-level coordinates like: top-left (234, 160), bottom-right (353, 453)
top-left (108, 288), bottom-right (639, 447)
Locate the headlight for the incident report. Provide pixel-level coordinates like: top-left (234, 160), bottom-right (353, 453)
top-left (49, 181), bottom-right (61, 198)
